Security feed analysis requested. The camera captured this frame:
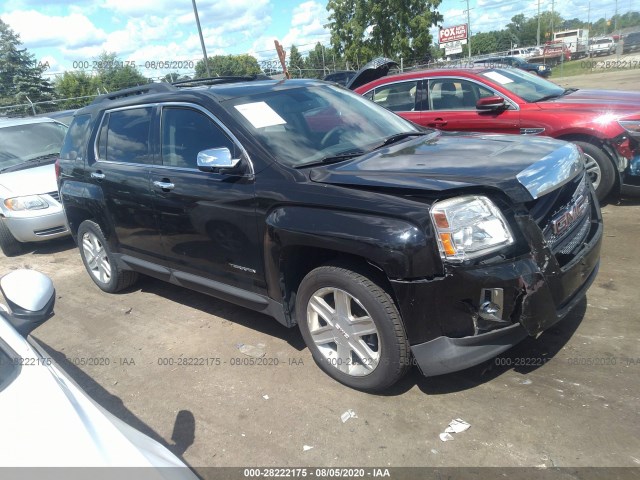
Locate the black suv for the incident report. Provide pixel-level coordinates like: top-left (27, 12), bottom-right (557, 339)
top-left (58, 78), bottom-right (602, 391)
top-left (623, 32), bottom-right (640, 54)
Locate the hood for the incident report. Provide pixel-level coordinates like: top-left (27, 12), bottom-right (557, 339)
top-left (538, 89), bottom-right (640, 114)
top-left (0, 163), bottom-right (57, 198)
top-left (309, 131), bottom-right (580, 203)
top-left (346, 57), bottom-right (399, 90)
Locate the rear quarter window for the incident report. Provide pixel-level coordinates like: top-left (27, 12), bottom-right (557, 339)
top-left (60, 114), bottom-right (91, 162)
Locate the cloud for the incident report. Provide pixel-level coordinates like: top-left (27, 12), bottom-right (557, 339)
top-left (2, 10), bottom-right (107, 49)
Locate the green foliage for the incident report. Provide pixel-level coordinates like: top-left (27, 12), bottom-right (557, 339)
top-left (92, 52), bottom-right (148, 92)
top-left (52, 52), bottom-right (149, 109)
top-left (0, 18), bottom-right (54, 110)
top-left (304, 43), bottom-right (330, 78)
top-left (288, 45), bottom-right (304, 77)
top-left (195, 54), bottom-right (262, 78)
top-left (327, 0), bottom-right (442, 66)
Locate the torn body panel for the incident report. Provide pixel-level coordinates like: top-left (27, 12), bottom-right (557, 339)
top-left (391, 185), bottom-right (602, 376)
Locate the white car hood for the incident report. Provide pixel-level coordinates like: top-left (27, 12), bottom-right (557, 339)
top-left (0, 315), bottom-right (196, 478)
top-left (0, 163), bottom-right (58, 198)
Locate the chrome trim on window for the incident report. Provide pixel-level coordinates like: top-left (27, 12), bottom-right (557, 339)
top-left (516, 143), bottom-right (584, 199)
top-left (91, 101), bottom-right (254, 175)
top-left (92, 103), bottom-right (157, 166)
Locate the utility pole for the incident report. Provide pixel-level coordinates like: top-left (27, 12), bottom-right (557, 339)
top-left (551, 0), bottom-right (555, 37)
top-left (536, 0), bottom-right (541, 46)
top-left (465, 0), bottom-right (472, 61)
top-left (191, 0), bottom-right (211, 77)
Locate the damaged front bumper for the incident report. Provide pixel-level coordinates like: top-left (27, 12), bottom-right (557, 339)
top-left (390, 188), bottom-right (603, 377)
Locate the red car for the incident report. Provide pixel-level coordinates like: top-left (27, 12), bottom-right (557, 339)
top-left (353, 66), bottom-right (640, 200)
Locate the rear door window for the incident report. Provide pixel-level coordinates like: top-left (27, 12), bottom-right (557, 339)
top-left (97, 107), bottom-right (153, 164)
top-left (370, 81), bottom-right (419, 112)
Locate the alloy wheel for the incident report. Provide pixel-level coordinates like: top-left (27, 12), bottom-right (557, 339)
top-left (306, 287), bottom-right (380, 376)
top-left (584, 153), bottom-right (602, 191)
top-left (82, 231), bottom-right (112, 284)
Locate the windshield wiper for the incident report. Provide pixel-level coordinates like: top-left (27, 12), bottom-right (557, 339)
top-left (0, 153), bottom-right (58, 173)
top-left (25, 153), bottom-right (59, 162)
top-left (532, 93), bottom-right (563, 103)
top-left (295, 150), bottom-right (366, 169)
top-left (370, 132), bottom-right (428, 151)
top-left (562, 88), bottom-right (579, 96)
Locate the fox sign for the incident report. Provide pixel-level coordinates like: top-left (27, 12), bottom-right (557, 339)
top-left (439, 24), bottom-right (468, 43)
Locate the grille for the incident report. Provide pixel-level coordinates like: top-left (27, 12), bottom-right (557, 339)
top-left (556, 211), bottom-right (591, 254)
top-left (540, 175), bottom-right (590, 250)
top-left (34, 226), bottom-right (67, 236)
top-left (47, 191), bottom-right (60, 202)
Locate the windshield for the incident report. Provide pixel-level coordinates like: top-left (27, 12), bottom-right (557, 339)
top-left (224, 84), bottom-right (421, 167)
top-left (480, 68), bottom-right (565, 102)
top-left (0, 121), bottom-right (68, 170)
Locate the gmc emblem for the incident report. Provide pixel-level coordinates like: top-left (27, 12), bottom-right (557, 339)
top-left (551, 195), bottom-right (589, 235)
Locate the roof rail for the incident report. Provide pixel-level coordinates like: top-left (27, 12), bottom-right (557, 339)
top-left (172, 75), bottom-right (272, 88)
top-left (92, 83), bottom-right (176, 104)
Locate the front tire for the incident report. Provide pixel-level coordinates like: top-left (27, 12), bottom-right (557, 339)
top-left (296, 264), bottom-right (410, 392)
top-left (77, 220), bottom-right (138, 293)
top-left (574, 141), bottom-right (616, 201)
top-left (0, 220), bottom-right (23, 257)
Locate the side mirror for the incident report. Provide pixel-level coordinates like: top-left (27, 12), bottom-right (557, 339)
top-left (0, 270), bottom-right (55, 337)
top-left (197, 148), bottom-right (240, 172)
top-left (476, 96), bottom-right (506, 111)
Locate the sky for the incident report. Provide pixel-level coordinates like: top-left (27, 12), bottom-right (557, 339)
top-left (0, 0), bottom-right (634, 80)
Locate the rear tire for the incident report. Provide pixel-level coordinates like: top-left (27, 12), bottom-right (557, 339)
top-left (574, 141), bottom-right (615, 201)
top-left (296, 264), bottom-right (410, 392)
top-left (0, 220), bottom-right (23, 257)
top-left (77, 220), bottom-right (138, 293)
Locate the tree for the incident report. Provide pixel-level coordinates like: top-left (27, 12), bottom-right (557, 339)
top-left (288, 44), bottom-right (304, 77)
top-left (53, 71), bottom-right (101, 109)
top-left (161, 72), bottom-right (191, 83)
top-left (304, 43), bottom-right (330, 78)
top-left (195, 54), bottom-right (262, 78)
top-left (327, 0), bottom-right (443, 66)
top-left (92, 52), bottom-right (148, 92)
top-left (0, 19), bottom-right (54, 109)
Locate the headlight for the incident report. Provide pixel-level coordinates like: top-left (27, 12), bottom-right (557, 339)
top-left (538, 65), bottom-right (545, 71)
top-left (4, 195), bottom-right (49, 211)
top-left (430, 195), bottom-right (514, 262)
top-left (618, 120), bottom-right (640, 137)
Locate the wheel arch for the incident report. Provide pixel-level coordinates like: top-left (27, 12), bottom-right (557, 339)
top-left (555, 133), bottom-right (621, 196)
top-left (263, 205), bottom-right (440, 326)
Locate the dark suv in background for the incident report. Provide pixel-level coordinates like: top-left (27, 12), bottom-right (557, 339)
top-left (623, 32), bottom-right (640, 53)
top-left (58, 78), bottom-right (602, 391)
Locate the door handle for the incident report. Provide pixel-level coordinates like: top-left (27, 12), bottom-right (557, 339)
top-left (428, 118), bottom-right (448, 128)
top-left (153, 180), bottom-right (175, 191)
top-left (91, 171), bottom-right (105, 180)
